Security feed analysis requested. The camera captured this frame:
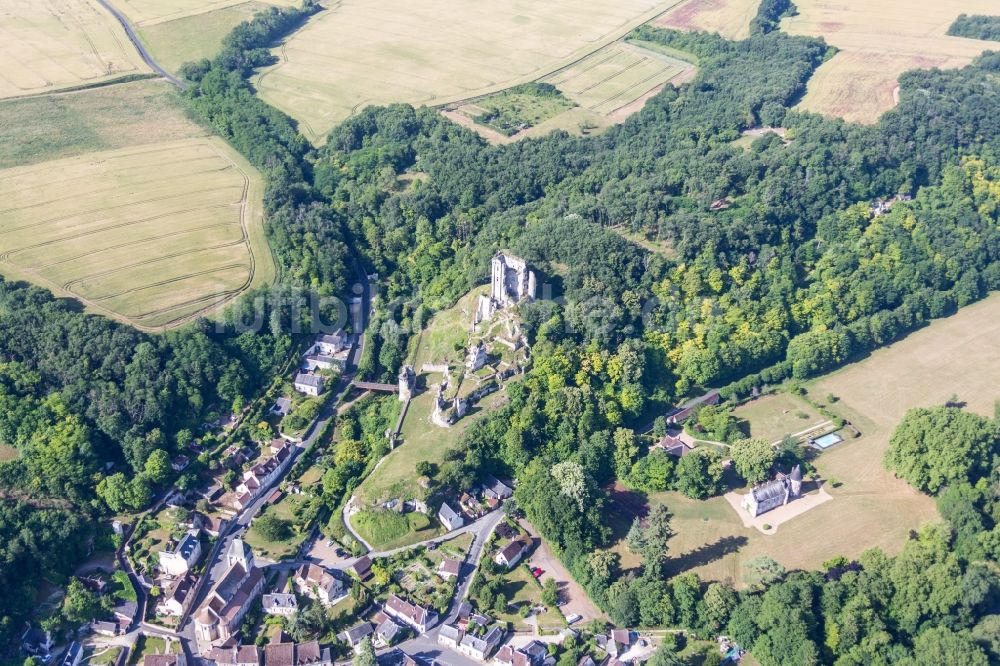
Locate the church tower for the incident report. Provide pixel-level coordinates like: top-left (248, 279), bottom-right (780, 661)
top-left (226, 536), bottom-right (253, 572)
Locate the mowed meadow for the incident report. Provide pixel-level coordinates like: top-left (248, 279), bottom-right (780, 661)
top-left (0, 0), bottom-right (149, 99)
top-left (610, 295), bottom-right (1000, 585)
top-left (781, 0), bottom-right (1000, 123)
top-left (255, 0), bottom-right (688, 142)
top-left (117, 0), bottom-right (299, 74)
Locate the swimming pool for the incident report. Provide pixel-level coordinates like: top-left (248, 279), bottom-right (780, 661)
top-left (813, 432), bottom-right (844, 449)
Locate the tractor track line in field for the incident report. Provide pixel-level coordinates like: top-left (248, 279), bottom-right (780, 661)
top-left (83, 262), bottom-right (250, 300)
top-left (28, 223), bottom-right (243, 270)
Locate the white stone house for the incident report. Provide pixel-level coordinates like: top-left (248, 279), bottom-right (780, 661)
top-left (438, 502), bottom-right (464, 531)
top-left (262, 592), bottom-right (298, 617)
top-left (495, 540), bottom-right (527, 568)
top-left (293, 373), bottom-right (325, 396)
top-left (157, 530), bottom-right (202, 576)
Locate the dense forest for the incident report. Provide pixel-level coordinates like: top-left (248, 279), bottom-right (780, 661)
top-left (948, 14), bottom-right (1000, 42)
top-left (5, 0), bottom-right (1000, 661)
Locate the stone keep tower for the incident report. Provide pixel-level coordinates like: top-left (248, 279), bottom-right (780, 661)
top-left (398, 365), bottom-right (415, 402)
top-left (491, 252), bottom-right (536, 307)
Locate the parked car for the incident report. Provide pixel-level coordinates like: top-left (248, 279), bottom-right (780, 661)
top-left (566, 614), bottom-right (583, 625)
top-left (531, 567), bottom-right (543, 578)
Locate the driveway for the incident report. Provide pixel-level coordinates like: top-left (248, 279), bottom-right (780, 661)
top-left (520, 520), bottom-right (606, 624)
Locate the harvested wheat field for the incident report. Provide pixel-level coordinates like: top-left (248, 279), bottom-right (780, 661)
top-left (543, 41), bottom-right (694, 114)
top-left (109, 0), bottom-right (297, 27)
top-left (256, 0), bottom-right (688, 142)
top-left (781, 0), bottom-right (999, 123)
top-left (0, 137), bottom-right (273, 330)
top-left (654, 0), bottom-right (761, 40)
top-left (0, 0), bottom-right (148, 99)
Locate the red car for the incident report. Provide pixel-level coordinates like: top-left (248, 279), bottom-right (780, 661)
top-left (531, 567), bottom-right (543, 578)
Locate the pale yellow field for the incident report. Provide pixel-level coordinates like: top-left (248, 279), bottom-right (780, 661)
top-left (0, 137), bottom-right (274, 330)
top-left (256, 0), bottom-right (688, 143)
top-left (654, 0), bottom-right (761, 40)
top-left (0, 0), bottom-right (149, 99)
top-left (781, 0), bottom-right (999, 123)
top-left (543, 41), bottom-right (694, 114)
top-left (109, 0), bottom-right (297, 27)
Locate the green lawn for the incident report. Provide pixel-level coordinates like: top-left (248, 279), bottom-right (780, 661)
top-left (474, 564), bottom-right (565, 630)
top-left (411, 286), bottom-right (486, 370)
top-left (353, 510), bottom-right (443, 551)
top-left (730, 392), bottom-right (827, 443)
top-left (245, 494), bottom-right (311, 560)
top-left (356, 390), bottom-right (467, 504)
top-left (129, 636), bottom-right (170, 666)
top-left (86, 647), bottom-right (122, 666)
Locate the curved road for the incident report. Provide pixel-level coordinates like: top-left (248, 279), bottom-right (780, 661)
top-left (94, 0), bottom-right (185, 88)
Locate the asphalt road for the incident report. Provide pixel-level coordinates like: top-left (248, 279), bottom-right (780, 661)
top-left (93, 0), bottom-right (184, 88)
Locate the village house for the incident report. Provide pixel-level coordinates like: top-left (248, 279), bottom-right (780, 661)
top-left (158, 530), bottom-right (202, 576)
top-left (438, 559), bottom-right (461, 580)
top-left (312, 331), bottom-right (347, 356)
top-left (438, 624), bottom-right (463, 650)
top-left (295, 641), bottom-right (332, 666)
top-left (458, 626), bottom-right (505, 660)
top-left (271, 397), bottom-right (292, 417)
top-left (265, 643), bottom-right (295, 666)
top-left (193, 539), bottom-right (265, 647)
top-left (494, 642), bottom-right (548, 666)
top-left (657, 435), bottom-right (692, 458)
top-left (113, 599), bottom-right (137, 629)
top-left (294, 563), bottom-right (348, 607)
top-left (208, 645), bottom-right (260, 666)
top-left (438, 502), bottom-right (464, 531)
top-left (156, 574), bottom-right (196, 617)
top-left (349, 555), bottom-right (373, 581)
top-left (293, 373), bottom-right (325, 396)
top-left (88, 621), bottom-right (119, 637)
top-left (374, 613), bottom-right (403, 648)
top-left (494, 540), bottom-right (527, 568)
top-left (234, 440), bottom-right (294, 506)
top-left (741, 465), bottom-right (803, 517)
top-left (303, 354), bottom-right (343, 373)
top-left (340, 623), bottom-right (374, 653)
top-left (598, 630), bottom-right (635, 659)
top-left (262, 592), bottom-right (298, 616)
top-left (384, 594), bottom-right (437, 634)
top-left (482, 476), bottom-right (513, 501)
